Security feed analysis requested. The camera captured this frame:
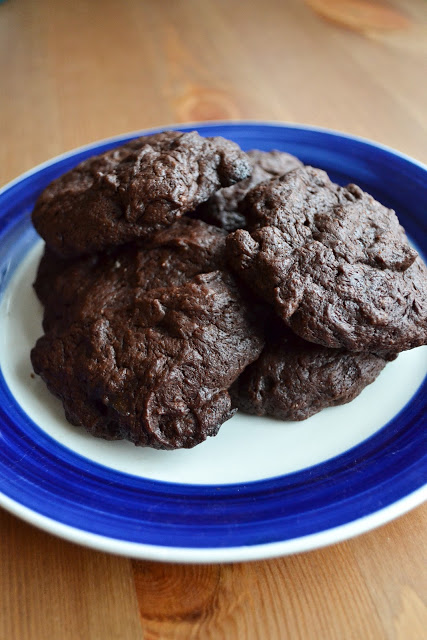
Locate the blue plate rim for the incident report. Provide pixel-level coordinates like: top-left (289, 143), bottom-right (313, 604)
top-left (0, 121), bottom-right (426, 562)
top-left (1, 486), bottom-right (425, 563)
top-left (2, 120), bottom-right (426, 197)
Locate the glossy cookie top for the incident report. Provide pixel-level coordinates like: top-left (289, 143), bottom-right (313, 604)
top-left (32, 131), bottom-right (251, 257)
top-left (227, 166), bottom-right (427, 352)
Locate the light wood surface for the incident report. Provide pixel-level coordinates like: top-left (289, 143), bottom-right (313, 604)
top-left (1, 0), bottom-right (426, 638)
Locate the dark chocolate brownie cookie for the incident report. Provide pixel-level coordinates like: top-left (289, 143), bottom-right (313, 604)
top-left (31, 272), bottom-right (265, 449)
top-left (34, 218), bottom-right (228, 331)
top-left (231, 325), bottom-right (392, 421)
top-left (32, 131), bottom-right (251, 257)
top-left (193, 149), bottom-right (302, 231)
top-left (227, 166), bottom-right (427, 352)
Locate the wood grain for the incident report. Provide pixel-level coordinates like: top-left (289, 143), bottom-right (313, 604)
top-left (1, 0), bottom-right (427, 187)
top-left (305, 0), bottom-right (410, 32)
top-left (0, 0), bottom-right (426, 638)
top-left (0, 511), bottom-right (143, 640)
top-left (132, 505), bottom-right (427, 639)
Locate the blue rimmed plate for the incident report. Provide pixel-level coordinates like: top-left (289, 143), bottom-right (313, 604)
top-left (0, 122), bottom-right (426, 562)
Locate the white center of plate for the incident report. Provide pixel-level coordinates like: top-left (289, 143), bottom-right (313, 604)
top-left (1, 242), bottom-right (426, 485)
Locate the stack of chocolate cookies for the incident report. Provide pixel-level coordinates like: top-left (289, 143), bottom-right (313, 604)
top-left (31, 131), bottom-right (427, 449)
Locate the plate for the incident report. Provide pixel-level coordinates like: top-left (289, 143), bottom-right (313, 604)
top-left (0, 122), bottom-right (426, 563)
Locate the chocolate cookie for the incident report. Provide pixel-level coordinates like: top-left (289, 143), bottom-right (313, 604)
top-left (227, 166), bottom-right (427, 352)
top-left (31, 272), bottom-right (265, 449)
top-left (193, 149), bottom-right (302, 231)
top-left (32, 131), bottom-right (251, 257)
top-left (34, 218), bottom-right (227, 331)
top-left (231, 325), bottom-right (391, 421)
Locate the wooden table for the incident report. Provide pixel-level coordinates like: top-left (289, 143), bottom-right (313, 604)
top-left (1, 1), bottom-right (426, 638)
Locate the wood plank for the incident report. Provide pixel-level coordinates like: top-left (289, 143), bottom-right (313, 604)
top-left (305, 0), bottom-right (411, 32)
top-left (2, 0), bottom-right (426, 187)
top-left (0, 511), bottom-right (143, 640)
top-left (132, 505), bottom-right (427, 640)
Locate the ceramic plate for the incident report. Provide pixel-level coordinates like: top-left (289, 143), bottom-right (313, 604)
top-left (0, 122), bottom-right (426, 562)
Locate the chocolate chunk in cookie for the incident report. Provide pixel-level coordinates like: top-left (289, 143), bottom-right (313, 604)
top-left (31, 272), bottom-right (264, 449)
top-left (34, 218), bottom-right (228, 331)
top-left (227, 166), bottom-right (427, 352)
top-left (193, 149), bottom-right (302, 231)
top-left (231, 324), bottom-right (392, 420)
top-left (32, 131), bottom-right (251, 257)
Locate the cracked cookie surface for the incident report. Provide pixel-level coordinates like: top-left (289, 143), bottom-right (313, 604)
top-left (34, 218), bottom-right (228, 332)
top-left (32, 272), bottom-right (264, 449)
top-left (231, 323), bottom-right (391, 421)
top-left (193, 149), bottom-right (302, 232)
top-left (227, 166), bottom-right (427, 352)
top-left (32, 131), bottom-right (251, 257)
